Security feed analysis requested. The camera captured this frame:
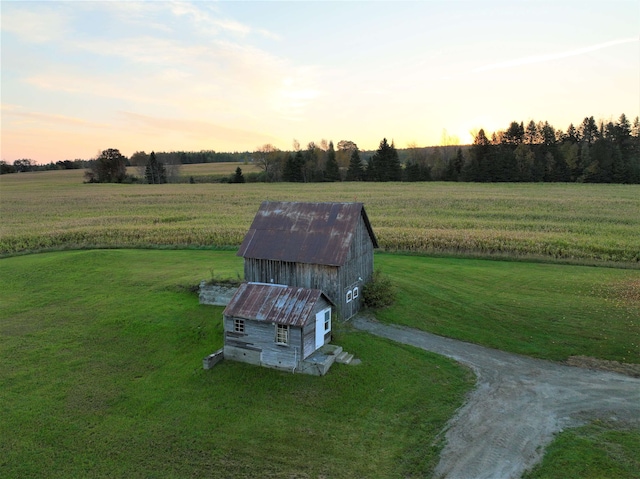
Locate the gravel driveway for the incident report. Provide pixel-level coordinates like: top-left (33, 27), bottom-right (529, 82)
top-left (351, 316), bottom-right (640, 479)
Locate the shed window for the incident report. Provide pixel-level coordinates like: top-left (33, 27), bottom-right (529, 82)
top-left (353, 287), bottom-right (359, 299)
top-left (275, 324), bottom-right (289, 345)
top-left (346, 290), bottom-right (352, 303)
top-left (324, 309), bottom-right (331, 332)
top-left (234, 319), bottom-right (245, 334)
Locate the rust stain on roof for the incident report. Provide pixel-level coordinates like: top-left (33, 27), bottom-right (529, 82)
top-left (237, 201), bottom-right (378, 266)
top-left (224, 283), bottom-right (330, 326)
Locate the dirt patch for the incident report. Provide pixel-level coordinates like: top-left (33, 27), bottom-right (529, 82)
top-left (566, 355), bottom-right (640, 378)
top-left (592, 277), bottom-right (640, 307)
top-left (618, 278), bottom-right (640, 304)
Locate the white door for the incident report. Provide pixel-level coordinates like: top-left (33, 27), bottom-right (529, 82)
top-left (315, 309), bottom-right (328, 349)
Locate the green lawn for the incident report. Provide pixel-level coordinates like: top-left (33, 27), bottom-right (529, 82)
top-left (0, 250), bottom-right (472, 478)
top-left (374, 253), bottom-right (639, 363)
top-left (1, 249), bottom-right (638, 478)
top-left (524, 421), bottom-right (640, 479)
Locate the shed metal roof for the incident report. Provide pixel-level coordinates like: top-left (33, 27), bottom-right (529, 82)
top-left (223, 282), bottom-right (332, 327)
top-left (237, 201), bottom-right (378, 266)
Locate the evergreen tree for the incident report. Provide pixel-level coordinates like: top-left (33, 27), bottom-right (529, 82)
top-left (579, 116), bottom-right (599, 145)
top-left (514, 144), bottom-right (534, 181)
top-left (371, 138), bottom-right (401, 181)
top-left (524, 121), bottom-right (539, 144)
top-left (404, 162), bottom-right (421, 181)
top-left (502, 121), bottom-right (524, 145)
top-left (232, 166), bottom-right (245, 183)
top-left (465, 129), bottom-right (491, 181)
top-left (145, 151), bottom-right (167, 184)
top-left (324, 141), bottom-right (340, 181)
top-left (345, 148), bottom-right (364, 181)
top-left (303, 142), bottom-right (323, 182)
top-left (283, 153), bottom-right (300, 182)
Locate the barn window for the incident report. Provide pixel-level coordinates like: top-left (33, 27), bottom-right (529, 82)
top-left (234, 319), bottom-right (245, 334)
top-left (324, 309), bottom-right (331, 332)
top-left (275, 324), bottom-right (289, 345)
top-left (353, 287), bottom-right (359, 299)
top-left (346, 290), bottom-right (352, 303)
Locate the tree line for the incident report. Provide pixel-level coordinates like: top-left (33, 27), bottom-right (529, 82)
top-left (0, 150), bottom-right (250, 177)
top-left (251, 114), bottom-right (639, 184)
top-left (2, 113), bottom-right (637, 184)
top-left (449, 114), bottom-right (639, 183)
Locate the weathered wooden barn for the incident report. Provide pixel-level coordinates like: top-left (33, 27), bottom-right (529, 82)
top-left (237, 201), bottom-right (378, 320)
top-left (223, 282), bottom-right (334, 372)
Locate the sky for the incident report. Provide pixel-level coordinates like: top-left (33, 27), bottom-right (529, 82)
top-left (1, 1), bottom-right (638, 164)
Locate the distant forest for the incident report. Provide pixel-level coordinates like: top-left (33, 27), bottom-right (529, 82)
top-left (2, 114), bottom-right (638, 184)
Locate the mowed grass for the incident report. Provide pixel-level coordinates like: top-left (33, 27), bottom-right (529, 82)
top-left (1, 169), bottom-right (639, 264)
top-left (374, 254), bottom-right (639, 363)
top-left (0, 250), bottom-right (473, 478)
top-left (524, 421), bottom-right (640, 479)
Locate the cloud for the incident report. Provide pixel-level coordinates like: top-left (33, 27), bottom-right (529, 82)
top-left (0, 4), bottom-right (71, 43)
top-left (473, 37), bottom-right (639, 73)
top-left (119, 111), bottom-right (278, 146)
top-left (1, 104), bottom-right (109, 129)
top-left (6, 1), bottom-right (320, 122)
top-left (167, 1), bottom-right (276, 39)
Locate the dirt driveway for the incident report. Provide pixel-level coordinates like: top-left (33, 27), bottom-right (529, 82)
top-left (352, 316), bottom-right (640, 479)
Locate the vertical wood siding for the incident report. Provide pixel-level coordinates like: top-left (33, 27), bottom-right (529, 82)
top-left (243, 213), bottom-right (374, 320)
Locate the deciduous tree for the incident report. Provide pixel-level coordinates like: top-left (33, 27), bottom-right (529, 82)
top-left (86, 148), bottom-right (128, 183)
top-left (254, 144), bottom-right (281, 182)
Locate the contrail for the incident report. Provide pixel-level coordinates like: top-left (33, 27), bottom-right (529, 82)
top-left (473, 37), bottom-right (639, 73)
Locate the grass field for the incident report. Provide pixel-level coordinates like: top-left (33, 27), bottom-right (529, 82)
top-left (523, 420), bottom-right (640, 479)
top-left (0, 250), bottom-right (473, 478)
top-left (375, 253), bottom-right (639, 363)
top-left (1, 169), bottom-right (639, 264)
top-left (1, 249), bottom-right (638, 478)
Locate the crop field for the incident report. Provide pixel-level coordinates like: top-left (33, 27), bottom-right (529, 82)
top-left (1, 168), bottom-right (639, 264)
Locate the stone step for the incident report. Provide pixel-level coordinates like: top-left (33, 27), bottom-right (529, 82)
top-left (336, 351), bottom-right (354, 365)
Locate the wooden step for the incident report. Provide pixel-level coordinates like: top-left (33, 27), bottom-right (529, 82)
top-left (336, 351), bottom-right (354, 365)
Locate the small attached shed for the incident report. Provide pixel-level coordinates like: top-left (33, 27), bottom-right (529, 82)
top-left (223, 282), bottom-right (334, 372)
top-left (237, 201), bottom-right (378, 320)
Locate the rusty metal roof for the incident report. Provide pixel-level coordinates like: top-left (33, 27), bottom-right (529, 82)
top-left (237, 201), bottom-right (378, 266)
top-left (223, 282), bottom-right (331, 326)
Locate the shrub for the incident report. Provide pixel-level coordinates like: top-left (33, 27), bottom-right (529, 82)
top-left (363, 269), bottom-right (397, 309)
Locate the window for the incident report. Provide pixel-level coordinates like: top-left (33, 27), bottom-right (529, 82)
top-left (353, 287), bottom-right (359, 299)
top-left (346, 290), bottom-right (352, 303)
top-left (234, 319), bottom-right (245, 334)
top-left (275, 324), bottom-right (289, 345)
top-left (324, 309), bottom-right (331, 332)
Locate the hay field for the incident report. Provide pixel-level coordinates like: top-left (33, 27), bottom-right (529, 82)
top-left (126, 161), bottom-right (261, 180)
top-left (1, 169), bottom-right (639, 264)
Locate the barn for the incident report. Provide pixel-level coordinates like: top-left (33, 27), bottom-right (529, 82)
top-left (237, 201), bottom-right (378, 320)
top-left (223, 282), bottom-right (334, 372)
